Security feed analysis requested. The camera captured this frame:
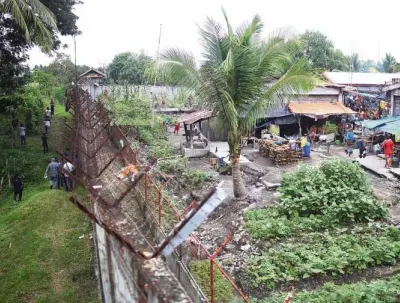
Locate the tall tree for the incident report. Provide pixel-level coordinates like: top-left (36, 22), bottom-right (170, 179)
top-left (36, 53), bottom-right (91, 86)
top-left (300, 30), bottom-right (348, 71)
top-left (107, 52), bottom-right (153, 85)
top-left (157, 11), bottom-right (319, 199)
top-left (379, 53), bottom-right (398, 73)
top-left (0, 0), bottom-right (81, 96)
top-left (348, 53), bottom-right (361, 72)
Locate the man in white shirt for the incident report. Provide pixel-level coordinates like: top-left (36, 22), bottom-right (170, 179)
top-left (62, 159), bottom-right (75, 191)
top-left (44, 118), bottom-right (51, 134)
top-left (19, 124), bottom-right (26, 146)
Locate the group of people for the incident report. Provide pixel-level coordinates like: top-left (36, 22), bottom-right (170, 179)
top-left (18, 99), bottom-right (55, 150)
top-left (44, 156), bottom-right (76, 192)
top-left (44, 99), bottom-right (55, 134)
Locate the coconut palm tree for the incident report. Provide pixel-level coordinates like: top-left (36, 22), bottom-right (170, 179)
top-left (0, 0), bottom-right (58, 51)
top-left (157, 10), bottom-right (319, 199)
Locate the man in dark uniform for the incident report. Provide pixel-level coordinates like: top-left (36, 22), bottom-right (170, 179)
top-left (41, 133), bottom-right (48, 153)
top-left (13, 176), bottom-right (23, 202)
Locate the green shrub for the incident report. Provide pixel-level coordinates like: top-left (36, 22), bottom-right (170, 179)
top-left (158, 157), bottom-right (188, 174)
top-left (277, 160), bottom-right (388, 224)
top-left (189, 260), bottom-right (233, 303)
top-left (183, 169), bottom-right (208, 186)
top-left (322, 121), bottom-right (338, 135)
top-left (256, 275), bottom-right (400, 303)
top-left (247, 227), bottom-right (400, 288)
top-left (244, 209), bottom-right (326, 240)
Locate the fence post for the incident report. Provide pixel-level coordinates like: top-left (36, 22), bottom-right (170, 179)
top-left (144, 174), bottom-right (148, 202)
top-left (210, 259), bottom-right (215, 303)
top-left (158, 191), bottom-right (162, 226)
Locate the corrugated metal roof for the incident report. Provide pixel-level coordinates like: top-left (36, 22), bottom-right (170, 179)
top-left (363, 116), bottom-right (400, 129)
top-left (79, 69), bottom-right (106, 79)
top-left (178, 110), bottom-right (214, 124)
top-left (288, 102), bottom-right (354, 118)
top-left (324, 72), bottom-right (399, 86)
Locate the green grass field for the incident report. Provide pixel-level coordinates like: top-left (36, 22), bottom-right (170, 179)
top-left (0, 101), bottom-right (100, 303)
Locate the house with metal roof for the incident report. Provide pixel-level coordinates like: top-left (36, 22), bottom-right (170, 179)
top-left (323, 71), bottom-right (400, 94)
top-left (78, 69), bottom-right (107, 100)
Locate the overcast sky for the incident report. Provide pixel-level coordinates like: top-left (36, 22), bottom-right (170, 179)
top-left (29, 0), bottom-right (400, 67)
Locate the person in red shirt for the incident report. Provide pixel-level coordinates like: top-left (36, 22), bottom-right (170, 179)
top-left (174, 121), bottom-right (180, 135)
top-left (382, 135), bottom-right (395, 168)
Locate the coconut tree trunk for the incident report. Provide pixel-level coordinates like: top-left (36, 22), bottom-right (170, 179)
top-left (228, 130), bottom-right (247, 199)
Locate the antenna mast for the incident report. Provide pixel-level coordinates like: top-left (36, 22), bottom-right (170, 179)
top-left (151, 24), bottom-right (162, 128)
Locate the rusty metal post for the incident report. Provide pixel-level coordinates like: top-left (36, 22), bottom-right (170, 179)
top-left (144, 174), bottom-right (148, 202)
top-left (158, 191), bottom-right (162, 225)
top-left (210, 259), bottom-right (215, 303)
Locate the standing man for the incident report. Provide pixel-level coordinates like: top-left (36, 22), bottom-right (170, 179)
top-left (13, 175), bottom-right (23, 203)
top-left (356, 138), bottom-right (366, 158)
top-left (63, 159), bottom-right (75, 191)
top-left (41, 133), bottom-right (48, 153)
top-left (50, 99), bottom-right (55, 116)
top-left (382, 135), bottom-right (395, 168)
top-left (19, 123), bottom-right (26, 146)
top-left (44, 158), bottom-right (59, 189)
top-left (56, 158), bottom-right (63, 189)
top-left (45, 107), bottom-right (51, 118)
top-left (44, 116), bottom-right (51, 134)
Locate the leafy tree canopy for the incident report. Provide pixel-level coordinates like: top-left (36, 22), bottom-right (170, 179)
top-left (0, 0), bottom-right (81, 96)
top-left (379, 53), bottom-right (400, 73)
top-left (300, 30), bottom-right (349, 71)
top-left (107, 52), bottom-right (153, 85)
top-left (34, 53), bottom-right (91, 87)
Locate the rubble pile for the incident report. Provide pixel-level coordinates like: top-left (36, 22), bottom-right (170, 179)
top-left (259, 139), bottom-right (301, 166)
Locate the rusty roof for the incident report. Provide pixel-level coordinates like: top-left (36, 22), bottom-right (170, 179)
top-left (178, 110), bottom-right (214, 124)
top-left (288, 102), bottom-right (355, 118)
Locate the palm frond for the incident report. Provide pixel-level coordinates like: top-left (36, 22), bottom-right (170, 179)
top-left (236, 14), bottom-right (263, 46)
top-left (1, 0), bottom-right (30, 41)
top-left (198, 17), bottom-right (227, 63)
top-left (159, 48), bottom-right (202, 92)
top-left (0, 0), bottom-right (57, 50)
top-left (243, 58), bottom-right (321, 131)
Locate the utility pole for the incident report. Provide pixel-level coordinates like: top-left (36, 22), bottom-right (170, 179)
top-left (151, 24), bottom-right (162, 128)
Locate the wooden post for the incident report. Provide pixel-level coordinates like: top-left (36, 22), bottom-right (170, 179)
top-left (297, 115), bottom-right (302, 137)
top-left (183, 123), bottom-right (189, 143)
top-left (189, 124), bottom-right (194, 149)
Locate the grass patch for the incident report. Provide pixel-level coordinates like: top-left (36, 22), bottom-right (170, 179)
top-left (0, 105), bottom-right (99, 302)
top-left (190, 260), bottom-right (233, 303)
top-left (0, 189), bottom-right (99, 303)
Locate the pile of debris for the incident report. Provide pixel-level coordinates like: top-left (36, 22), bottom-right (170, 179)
top-left (259, 139), bottom-right (301, 166)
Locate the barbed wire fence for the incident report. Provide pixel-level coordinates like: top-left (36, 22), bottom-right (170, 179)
top-left (57, 87), bottom-right (250, 303)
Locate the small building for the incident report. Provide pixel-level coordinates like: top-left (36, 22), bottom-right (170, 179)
top-left (382, 78), bottom-right (400, 116)
top-left (78, 69), bottom-right (107, 100)
top-left (290, 85), bottom-right (344, 103)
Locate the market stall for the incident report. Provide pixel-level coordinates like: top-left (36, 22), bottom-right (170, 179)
top-left (343, 90), bottom-right (390, 120)
top-left (288, 101), bottom-right (355, 141)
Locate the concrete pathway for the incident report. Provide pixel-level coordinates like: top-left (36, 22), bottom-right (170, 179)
top-left (355, 156), bottom-right (395, 179)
